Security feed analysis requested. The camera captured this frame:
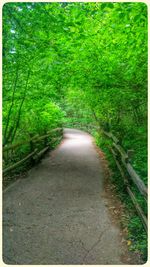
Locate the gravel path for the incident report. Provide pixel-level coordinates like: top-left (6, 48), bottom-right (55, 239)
top-left (3, 128), bottom-right (127, 264)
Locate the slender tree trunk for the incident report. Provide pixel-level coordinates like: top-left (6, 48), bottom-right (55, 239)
top-left (3, 64), bottom-right (19, 146)
top-left (10, 69), bottom-right (30, 144)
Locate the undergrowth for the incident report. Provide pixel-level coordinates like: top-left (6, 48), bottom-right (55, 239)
top-left (94, 131), bottom-right (147, 262)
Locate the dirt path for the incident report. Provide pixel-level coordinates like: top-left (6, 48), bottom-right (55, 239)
top-left (3, 128), bottom-right (128, 264)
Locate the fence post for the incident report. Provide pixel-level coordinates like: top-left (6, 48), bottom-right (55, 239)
top-left (44, 130), bottom-right (48, 147)
top-left (127, 149), bottom-right (134, 162)
top-left (29, 134), bottom-right (35, 165)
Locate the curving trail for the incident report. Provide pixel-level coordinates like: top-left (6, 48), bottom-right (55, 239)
top-left (3, 129), bottom-right (127, 264)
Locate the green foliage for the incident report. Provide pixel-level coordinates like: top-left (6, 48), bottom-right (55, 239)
top-left (3, 1), bottom-right (147, 260)
top-left (25, 102), bottom-right (64, 135)
top-left (128, 216), bottom-right (147, 262)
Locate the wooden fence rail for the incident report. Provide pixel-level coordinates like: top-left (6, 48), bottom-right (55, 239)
top-left (3, 128), bottom-right (63, 152)
top-left (102, 129), bottom-right (147, 232)
top-left (112, 142), bottom-right (147, 199)
top-left (3, 149), bottom-right (38, 174)
top-left (3, 128), bottom-right (63, 174)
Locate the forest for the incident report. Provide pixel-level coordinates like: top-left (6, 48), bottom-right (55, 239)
top-left (3, 2), bottom-right (147, 261)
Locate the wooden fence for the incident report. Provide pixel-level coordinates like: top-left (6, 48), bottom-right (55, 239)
top-left (102, 130), bottom-right (147, 232)
top-left (3, 128), bottom-right (63, 175)
top-left (3, 126), bottom-right (147, 231)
